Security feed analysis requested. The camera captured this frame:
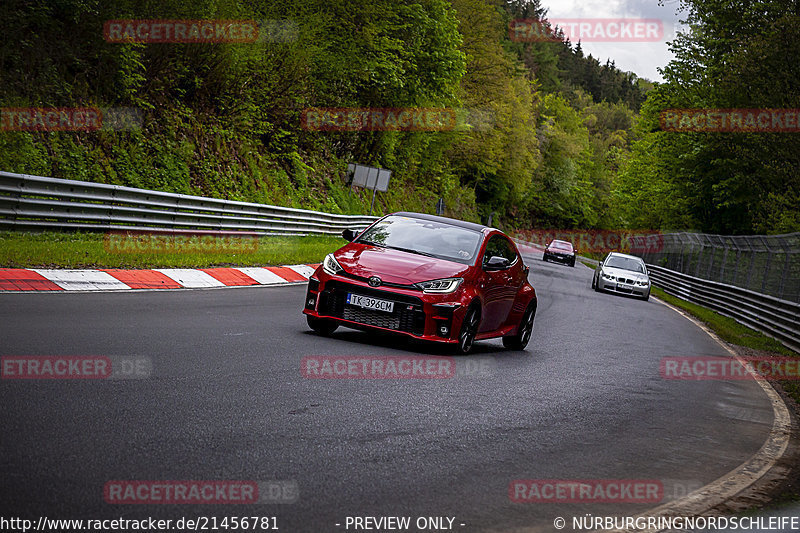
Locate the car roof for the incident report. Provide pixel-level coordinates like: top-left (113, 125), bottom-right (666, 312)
top-left (551, 240), bottom-right (573, 246)
top-left (390, 212), bottom-right (489, 233)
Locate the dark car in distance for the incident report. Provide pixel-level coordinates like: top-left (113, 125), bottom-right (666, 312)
top-left (542, 239), bottom-right (576, 267)
top-left (303, 212), bottom-right (537, 354)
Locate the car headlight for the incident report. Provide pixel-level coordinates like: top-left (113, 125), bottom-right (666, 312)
top-left (601, 272), bottom-right (615, 280)
top-left (322, 253), bottom-right (344, 275)
top-left (636, 280), bottom-right (650, 286)
top-left (415, 277), bottom-right (463, 293)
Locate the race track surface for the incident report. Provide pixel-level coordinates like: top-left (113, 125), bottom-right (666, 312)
top-left (0, 254), bottom-right (776, 532)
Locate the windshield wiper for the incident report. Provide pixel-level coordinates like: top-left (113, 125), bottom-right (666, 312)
top-left (385, 245), bottom-right (435, 257)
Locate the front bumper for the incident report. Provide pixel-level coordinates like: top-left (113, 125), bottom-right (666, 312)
top-left (303, 271), bottom-right (467, 343)
top-left (596, 276), bottom-right (650, 297)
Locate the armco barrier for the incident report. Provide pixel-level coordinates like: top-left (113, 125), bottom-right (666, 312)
top-left (647, 264), bottom-right (800, 353)
top-left (513, 239), bottom-right (798, 353)
top-left (0, 171), bottom-right (378, 235)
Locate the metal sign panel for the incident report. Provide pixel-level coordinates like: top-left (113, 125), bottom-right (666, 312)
top-left (376, 169), bottom-right (391, 192)
top-left (352, 164), bottom-right (369, 188)
top-left (348, 164), bottom-right (391, 192)
top-left (366, 166), bottom-right (379, 190)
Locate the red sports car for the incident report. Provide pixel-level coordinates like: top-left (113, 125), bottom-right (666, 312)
top-left (542, 239), bottom-right (576, 267)
top-left (303, 212), bottom-right (537, 354)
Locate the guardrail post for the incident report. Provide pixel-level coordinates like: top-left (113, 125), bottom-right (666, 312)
top-left (694, 245), bottom-right (704, 277)
top-left (720, 243), bottom-right (728, 283)
top-left (8, 174), bottom-right (24, 222)
top-left (778, 237), bottom-right (790, 300)
top-left (762, 251), bottom-right (773, 294)
top-left (705, 239), bottom-right (715, 280)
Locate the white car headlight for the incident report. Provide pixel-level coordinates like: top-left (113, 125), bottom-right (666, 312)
top-left (601, 272), bottom-right (615, 280)
top-left (636, 280), bottom-right (650, 286)
top-left (322, 253), bottom-right (344, 275)
top-left (415, 277), bottom-right (463, 293)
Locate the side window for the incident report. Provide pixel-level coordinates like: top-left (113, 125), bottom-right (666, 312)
top-left (499, 237), bottom-right (518, 263)
top-left (483, 235), bottom-right (501, 265)
top-left (483, 235), bottom-right (517, 265)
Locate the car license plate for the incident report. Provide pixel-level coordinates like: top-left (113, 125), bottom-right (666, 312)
top-left (347, 293), bottom-right (394, 313)
top-left (617, 283), bottom-right (633, 291)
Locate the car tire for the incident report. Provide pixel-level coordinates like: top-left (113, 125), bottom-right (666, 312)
top-left (593, 277), bottom-right (601, 292)
top-left (307, 315), bottom-right (339, 336)
top-left (641, 291), bottom-right (650, 301)
top-left (570, 258), bottom-right (576, 267)
top-left (503, 303), bottom-right (536, 351)
top-left (456, 305), bottom-right (481, 355)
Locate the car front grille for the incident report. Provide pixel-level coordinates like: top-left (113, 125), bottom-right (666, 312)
top-left (319, 280), bottom-right (426, 336)
top-left (343, 307), bottom-right (401, 330)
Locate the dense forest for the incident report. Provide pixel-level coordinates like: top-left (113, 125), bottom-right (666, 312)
top-left (0, 0), bottom-right (797, 234)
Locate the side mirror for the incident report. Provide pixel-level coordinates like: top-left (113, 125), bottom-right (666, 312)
top-left (342, 228), bottom-right (357, 242)
top-left (484, 256), bottom-right (510, 271)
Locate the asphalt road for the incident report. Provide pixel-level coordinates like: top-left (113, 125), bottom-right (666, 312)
top-left (0, 254), bottom-right (776, 532)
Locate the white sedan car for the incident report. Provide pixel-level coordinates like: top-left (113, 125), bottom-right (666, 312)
top-left (591, 252), bottom-right (651, 301)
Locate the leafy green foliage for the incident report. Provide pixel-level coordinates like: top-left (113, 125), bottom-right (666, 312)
top-left (0, 0), bottom-right (695, 234)
top-left (614, 0), bottom-right (800, 234)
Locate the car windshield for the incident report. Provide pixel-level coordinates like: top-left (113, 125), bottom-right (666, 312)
top-left (604, 255), bottom-right (645, 273)
top-left (550, 240), bottom-right (573, 251)
top-left (356, 215), bottom-right (483, 264)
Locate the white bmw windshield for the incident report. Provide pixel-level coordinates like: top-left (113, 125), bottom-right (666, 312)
top-left (605, 256), bottom-right (645, 273)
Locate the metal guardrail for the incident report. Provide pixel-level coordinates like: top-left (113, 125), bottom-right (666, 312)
top-left (514, 238), bottom-right (799, 353)
top-left (647, 264), bottom-right (800, 353)
top-left (639, 232), bottom-right (800, 303)
top-left (0, 171), bottom-right (379, 235)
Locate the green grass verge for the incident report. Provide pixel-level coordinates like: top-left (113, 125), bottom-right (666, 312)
top-left (651, 286), bottom-right (796, 357)
top-left (0, 231), bottom-right (344, 269)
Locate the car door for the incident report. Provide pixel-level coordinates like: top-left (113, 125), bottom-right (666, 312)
top-left (479, 235), bottom-right (518, 332)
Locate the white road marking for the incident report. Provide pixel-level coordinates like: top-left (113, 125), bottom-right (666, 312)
top-left (31, 269), bottom-right (131, 291)
top-left (285, 264), bottom-right (316, 279)
top-left (154, 269), bottom-right (226, 288)
top-left (235, 267), bottom-right (293, 285)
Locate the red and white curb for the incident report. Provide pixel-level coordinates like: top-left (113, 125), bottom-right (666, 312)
top-left (0, 264), bottom-right (319, 292)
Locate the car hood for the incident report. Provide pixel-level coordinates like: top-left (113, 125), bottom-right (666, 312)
top-left (335, 244), bottom-right (471, 285)
top-left (602, 266), bottom-right (648, 281)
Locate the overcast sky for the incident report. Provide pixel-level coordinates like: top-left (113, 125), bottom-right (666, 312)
top-left (540, 0), bottom-right (687, 82)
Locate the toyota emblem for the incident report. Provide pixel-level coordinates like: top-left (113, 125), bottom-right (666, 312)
top-left (368, 276), bottom-right (382, 287)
